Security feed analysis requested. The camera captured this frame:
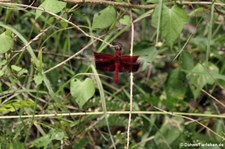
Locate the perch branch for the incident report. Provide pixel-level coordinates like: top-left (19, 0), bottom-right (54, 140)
top-left (64, 0), bottom-right (225, 9)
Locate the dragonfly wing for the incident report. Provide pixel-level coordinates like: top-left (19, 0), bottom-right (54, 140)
top-left (95, 62), bottom-right (115, 71)
top-left (94, 52), bottom-right (115, 71)
top-left (120, 56), bottom-right (139, 63)
top-left (119, 56), bottom-right (140, 72)
top-left (94, 52), bottom-right (114, 62)
top-left (119, 62), bottom-right (140, 72)
top-left (94, 53), bottom-right (140, 72)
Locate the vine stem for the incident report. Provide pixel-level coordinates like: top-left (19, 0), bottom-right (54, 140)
top-left (65, 0), bottom-right (155, 9)
top-left (64, 0), bottom-right (225, 9)
top-left (91, 65), bottom-right (116, 149)
top-left (153, 106), bottom-right (225, 140)
top-left (0, 110), bottom-right (224, 140)
top-left (126, 7), bottom-right (135, 149)
top-left (206, 1), bottom-right (215, 64)
top-left (44, 40), bottom-right (94, 74)
top-left (1, 111), bottom-right (225, 119)
top-left (155, 0), bottom-right (162, 43)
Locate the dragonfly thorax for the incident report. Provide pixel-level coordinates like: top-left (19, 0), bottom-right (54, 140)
top-left (114, 50), bottom-right (121, 63)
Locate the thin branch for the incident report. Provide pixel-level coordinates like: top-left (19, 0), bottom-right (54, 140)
top-left (126, 7), bottom-right (135, 149)
top-left (91, 65), bottom-right (116, 149)
top-left (64, 0), bottom-right (155, 9)
top-left (1, 111), bottom-right (225, 119)
top-left (181, 1), bottom-right (225, 6)
top-left (0, 2), bottom-right (112, 47)
top-left (172, 34), bottom-right (193, 61)
top-left (206, 1), bottom-right (215, 64)
top-left (154, 106), bottom-right (225, 140)
top-left (201, 88), bottom-right (225, 108)
top-left (13, 26), bottom-right (51, 53)
top-left (155, 0), bottom-right (162, 44)
top-left (132, 136), bottom-right (155, 148)
top-left (44, 40), bottom-right (94, 74)
top-left (1, 110), bottom-right (224, 141)
top-left (64, 0), bottom-right (225, 9)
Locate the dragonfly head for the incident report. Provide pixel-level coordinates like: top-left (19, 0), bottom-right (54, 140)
top-left (112, 42), bottom-right (122, 52)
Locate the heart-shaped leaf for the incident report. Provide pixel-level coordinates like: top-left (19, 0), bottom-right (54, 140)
top-left (154, 117), bottom-right (184, 147)
top-left (0, 31), bottom-right (13, 54)
top-left (187, 63), bottom-right (218, 98)
top-left (119, 15), bottom-right (130, 26)
top-left (31, 129), bottom-right (64, 148)
top-left (34, 74), bottom-right (44, 86)
top-left (70, 78), bottom-right (95, 108)
top-left (152, 5), bottom-right (189, 46)
top-left (134, 47), bottom-right (158, 70)
top-left (36, 0), bottom-right (66, 19)
top-left (92, 6), bottom-right (116, 29)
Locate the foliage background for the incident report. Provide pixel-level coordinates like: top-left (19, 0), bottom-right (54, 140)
top-left (0, 0), bottom-right (225, 148)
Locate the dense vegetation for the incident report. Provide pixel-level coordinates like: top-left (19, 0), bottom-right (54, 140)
top-left (0, 0), bottom-right (225, 148)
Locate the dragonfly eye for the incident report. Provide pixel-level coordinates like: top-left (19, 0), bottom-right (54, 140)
top-left (115, 46), bottom-right (122, 51)
top-left (112, 42), bottom-right (123, 51)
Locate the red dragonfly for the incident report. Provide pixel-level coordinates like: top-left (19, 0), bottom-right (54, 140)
top-left (94, 44), bottom-right (140, 84)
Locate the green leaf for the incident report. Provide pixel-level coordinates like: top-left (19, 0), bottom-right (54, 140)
top-left (70, 78), bottom-right (95, 108)
top-left (34, 74), bottom-right (44, 86)
top-left (154, 117), bottom-right (184, 147)
top-left (134, 47), bottom-right (158, 69)
top-left (72, 137), bottom-right (89, 149)
top-left (92, 6), bottom-right (116, 29)
top-left (215, 120), bottom-right (225, 141)
top-left (165, 68), bottom-right (186, 100)
top-left (119, 15), bottom-right (130, 26)
top-left (0, 59), bottom-right (7, 67)
top-left (0, 100), bottom-right (35, 114)
top-left (191, 37), bottom-right (212, 50)
top-left (187, 63), bottom-right (219, 98)
top-left (0, 31), bottom-right (13, 54)
top-left (49, 129), bottom-right (65, 140)
top-left (152, 5), bottom-right (189, 46)
top-left (97, 115), bottom-right (126, 127)
top-left (0, 70), bottom-right (4, 77)
top-left (11, 65), bottom-right (22, 72)
top-left (35, 0), bottom-right (66, 19)
top-left (189, 7), bottom-right (207, 17)
top-left (32, 134), bottom-right (51, 148)
top-left (18, 69), bottom-right (28, 76)
top-left (11, 65), bottom-right (28, 76)
top-left (179, 51), bottom-right (195, 70)
top-left (31, 129), bottom-right (64, 148)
